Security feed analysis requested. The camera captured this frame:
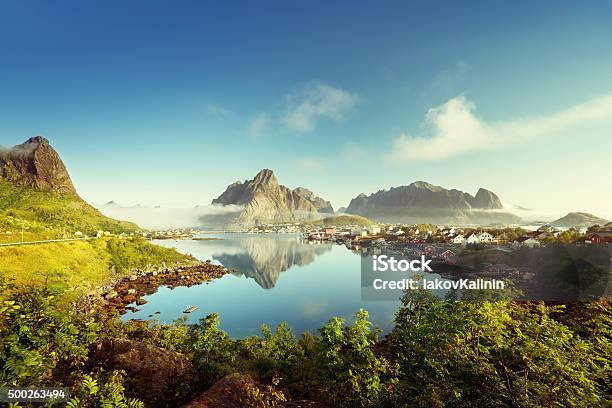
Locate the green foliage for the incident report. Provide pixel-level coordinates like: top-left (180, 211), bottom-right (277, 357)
top-left (1, 272), bottom-right (610, 408)
top-left (67, 370), bottom-right (144, 408)
top-left (387, 291), bottom-right (611, 407)
top-left (0, 279), bottom-right (99, 386)
top-left (239, 376), bottom-right (287, 408)
top-left (240, 323), bottom-right (302, 380)
top-left (189, 313), bottom-right (238, 385)
top-left (309, 214), bottom-right (374, 227)
top-left (313, 310), bottom-right (398, 408)
top-left (104, 237), bottom-right (192, 274)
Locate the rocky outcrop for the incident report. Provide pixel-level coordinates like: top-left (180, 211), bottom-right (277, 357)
top-left (181, 373), bottom-right (256, 408)
top-left (182, 373), bottom-right (320, 408)
top-left (470, 188), bottom-right (503, 209)
top-left (293, 187), bottom-right (334, 213)
top-left (102, 261), bottom-right (230, 315)
top-left (91, 339), bottom-right (199, 407)
top-left (550, 212), bottom-right (609, 229)
top-left (346, 181), bottom-right (520, 225)
top-left (0, 136), bottom-right (77, 195)
top-left (208, 169), bottom-right (331, 228)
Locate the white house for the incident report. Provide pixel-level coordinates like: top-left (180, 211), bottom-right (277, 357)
top-left (368, 226), bottom-right (381, 235)
top-left (478, 232), bottom-right (494, 243)
top-left (452, 234), bottom-right (465, 245)
top-left (466, 233), bottom-right (480, 244)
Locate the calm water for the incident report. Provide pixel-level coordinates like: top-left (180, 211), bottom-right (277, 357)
top-left (123, 233), bottom-right (404, 338)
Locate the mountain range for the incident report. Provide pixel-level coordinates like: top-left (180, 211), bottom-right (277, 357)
top-left (345, 181), bottom-right (521, 225)
top-left (3, 137), bottom-right (609, 230)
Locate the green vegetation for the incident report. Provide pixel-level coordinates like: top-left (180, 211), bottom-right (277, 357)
top-left (2, 278), bottom-right (609, 407)
top-left (0, 179), bottom-right (138, 243)
top-left (309, 214), bottom-right (374, 227)
top-left (0, 237), bottom-right (193, 304)
top-left (0, 280), bottom-right (143, 407)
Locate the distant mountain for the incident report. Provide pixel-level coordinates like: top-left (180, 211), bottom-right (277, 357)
top-left (336, 207), bottom-right (347, 214)
top-left (0, 136), bottom-right (139, 235)
top-left (550, 212), bottom-right (609, 229)
top-left (346, 181), bottom-right (520, 225)
top-left (207, 169), bottom-right (330, 228)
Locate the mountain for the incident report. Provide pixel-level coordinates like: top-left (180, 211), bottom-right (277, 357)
top-left (293, 187), bottom-right (334, 213)
top-left (346, 181), bottom-right (520, 225)
top-left (0, 136), bottom-right (76, 195)
top-left (0, 136), bottom-right (139, 237)
top-left (207, 169), bottom-right (330, 228)
top-left (550, 212), bottom-right (609, 229)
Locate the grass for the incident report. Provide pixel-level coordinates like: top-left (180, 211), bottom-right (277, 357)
top-left (309, 214), bottom-right (374, 227)
top-left (0, 179), bottom-right (139, 243)
top-left (0, 237), bottom-right (194, 305)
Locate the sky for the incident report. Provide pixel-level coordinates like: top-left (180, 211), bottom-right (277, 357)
top-left (1, 1), bottom-right (612, 220)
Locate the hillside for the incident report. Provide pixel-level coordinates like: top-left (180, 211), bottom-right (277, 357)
top-left (0, 137), bottom-right (139, 242)
top-left (309, 214), bottom-right (374, 227)
top-left (0, 178), bottom-right (138, 242)
top-left (550, 212), bottom-right (609, 229)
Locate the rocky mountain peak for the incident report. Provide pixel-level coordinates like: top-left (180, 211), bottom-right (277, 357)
top-left (1, 136), bottom-right (77, 195)
top-left (208, 169), bottom-right (332, 227)
top-left (24, 135), bottom-right (50, 145)
top-left (472, 188), bottom-right (503, 209)
top-left (252, 169), bottom-right (278, 187)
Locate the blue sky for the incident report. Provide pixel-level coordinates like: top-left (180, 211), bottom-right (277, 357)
top-left (1, 1), bottom-right (611, 219)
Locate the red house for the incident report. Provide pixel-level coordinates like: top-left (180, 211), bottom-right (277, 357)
top-left (588, 232), bottom-right (612, 244)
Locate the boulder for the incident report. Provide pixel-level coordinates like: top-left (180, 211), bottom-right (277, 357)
top-left (91, 339), bottom-right (198, 407)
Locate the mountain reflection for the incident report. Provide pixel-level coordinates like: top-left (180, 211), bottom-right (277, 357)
top-left (211, 234), bottom-right (332, 289)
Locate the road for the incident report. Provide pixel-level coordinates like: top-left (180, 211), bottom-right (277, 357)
top-left (0, 237), bottom-right (88, 247)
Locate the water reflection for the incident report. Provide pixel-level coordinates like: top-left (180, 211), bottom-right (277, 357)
top-left (212, 234), bottom-right (332, 288)
top-left (126, 234), bottom-right (401, 337)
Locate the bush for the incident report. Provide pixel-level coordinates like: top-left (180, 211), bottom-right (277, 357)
top-left (313, 309), bottom-right (398, 408)
top-left (387, 290), bottom-right (610, 407)
top-left (0, 279), bottom-right (99, 386)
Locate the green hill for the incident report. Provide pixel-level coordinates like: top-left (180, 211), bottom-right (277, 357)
top-left (0, 179), bottom-right (138, 242)
top-left (310, 214), bottom-right (374, 227)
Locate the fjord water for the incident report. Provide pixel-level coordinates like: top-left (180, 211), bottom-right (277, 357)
top-left (123, 233), bottom-right (402, 338)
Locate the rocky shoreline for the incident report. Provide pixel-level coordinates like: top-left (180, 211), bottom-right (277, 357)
top-left (76, 260), bottom-right (231, 316)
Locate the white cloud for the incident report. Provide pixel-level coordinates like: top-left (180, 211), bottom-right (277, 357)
top-left (385, 93), bottom-right (612, 163)
top-left (248, 113), bottom-right (270, 138)
top-left (283, 82), bottom-right (359, 133)
top-left (296, 158), bottom-right (326, 172)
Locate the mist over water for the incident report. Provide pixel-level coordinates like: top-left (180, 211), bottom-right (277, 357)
top-left (95, 203), bottom-right (243, 230)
